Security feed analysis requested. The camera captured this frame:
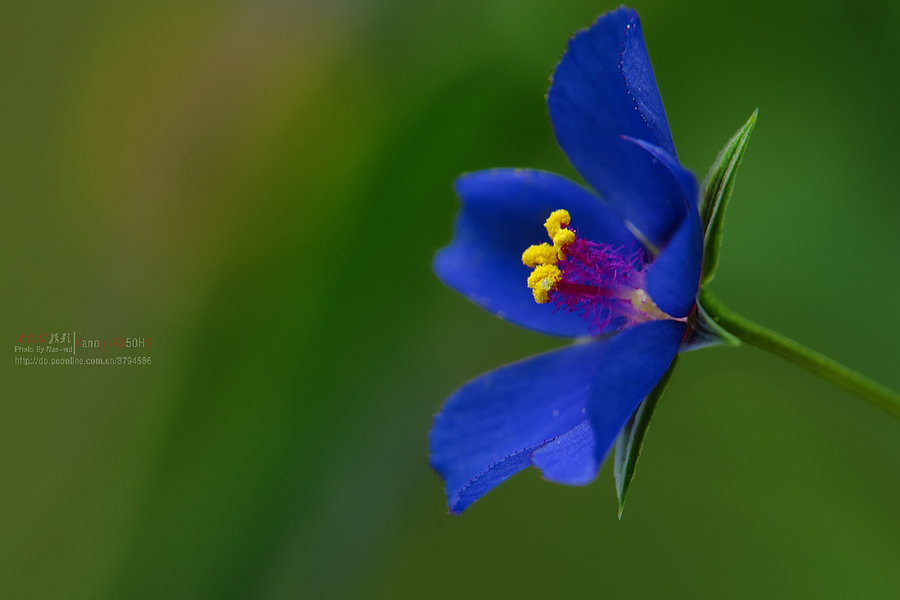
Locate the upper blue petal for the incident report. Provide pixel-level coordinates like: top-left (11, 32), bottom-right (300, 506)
top-left (624, 138), bottom-right (702, 318)
top-left (547, 8), bottom-right (684, 248)
top-left (587, 319), bottom-right (685, 465)
top-left (645, 206), bottom-right (702, 317)
top-left (429, 319), bottom-right (685, 514)
top-left (434, 168), bottom-right (638, 338)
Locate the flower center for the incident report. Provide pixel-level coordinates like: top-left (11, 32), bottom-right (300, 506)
top-left (522, 209), bottom-right (670, 333)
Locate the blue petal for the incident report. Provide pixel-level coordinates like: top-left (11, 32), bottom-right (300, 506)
top-left (429, 340), bottom-right (605, 514)
top-left (429, 320), bottom-right (685, 514)
top-left (547, 8), bottom-right (684, 247)
top-left (624, 138), bottom-right (703, 318)
top-left (530, 421), bottom-right (595, 485)
top-left (645, 210), bottom-right (702, 317)
top-left (622, 136), bottom-right (698, 209)
top-left (587, 319), bottom-right (686, 465)
top-left (619, 15), bottom-right (675, 156)
top-left (434, 169), bottom-right (638, 338)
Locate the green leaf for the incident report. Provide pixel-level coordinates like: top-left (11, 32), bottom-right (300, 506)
top-left (614, 357), bottom-right (678, 518)
top-left (700, 109), bottom-right (758, 286)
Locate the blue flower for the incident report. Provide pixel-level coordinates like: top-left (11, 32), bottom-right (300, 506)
top-left (430, 8), bottom-right (703, 514)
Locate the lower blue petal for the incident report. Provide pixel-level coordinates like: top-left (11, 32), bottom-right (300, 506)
top-left (588, 320), bottom-right (685, 465)
top-left (531, 422), bottom-right (595, 485)
top-left (429, 341), bottom-right (604, 514)
top-left (429, 319), bottom-right (685, 514)
top-left (434, 169), bottom-right (638, 338)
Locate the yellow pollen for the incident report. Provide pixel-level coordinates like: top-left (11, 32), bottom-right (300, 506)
top-left (527, 264), bottom-right (561, 303)
top-left (521, 243), bottom-right (558, 268)
top-left (523, 210), bottom-right (576, 303)
top-left (551, 229), bottom-right (576, 259)
top-left (544, 209), bottom-right (571, 237)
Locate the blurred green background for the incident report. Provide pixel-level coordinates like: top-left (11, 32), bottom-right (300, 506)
top-left (2, 0), bottom-right (899, 598)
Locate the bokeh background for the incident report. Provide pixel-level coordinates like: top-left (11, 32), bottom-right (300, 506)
top-left (2, 0), bottom-right (899, 598)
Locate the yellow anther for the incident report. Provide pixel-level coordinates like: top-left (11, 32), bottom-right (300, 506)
top-left (544, 209), bottom-right (571, 237)
top-left (551, 229), bottom-right (576, 259)
top-left (527, 264), bottom-right (561, 304)
top-left (521, 243), bottom-right (558, 267)
top-left (524, 210), bottom-right (575, 304)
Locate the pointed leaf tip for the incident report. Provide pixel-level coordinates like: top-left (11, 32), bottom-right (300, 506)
top-left (614, 358), bottom-right (678, 517)
top-left (700, 110), bottom-right (758, 286)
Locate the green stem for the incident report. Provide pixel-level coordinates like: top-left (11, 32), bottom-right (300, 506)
top-left (699, 289), bottom-right (900, 419)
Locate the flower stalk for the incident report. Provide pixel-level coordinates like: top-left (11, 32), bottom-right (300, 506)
top-left (699, 289), bottom-right (900, 419)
